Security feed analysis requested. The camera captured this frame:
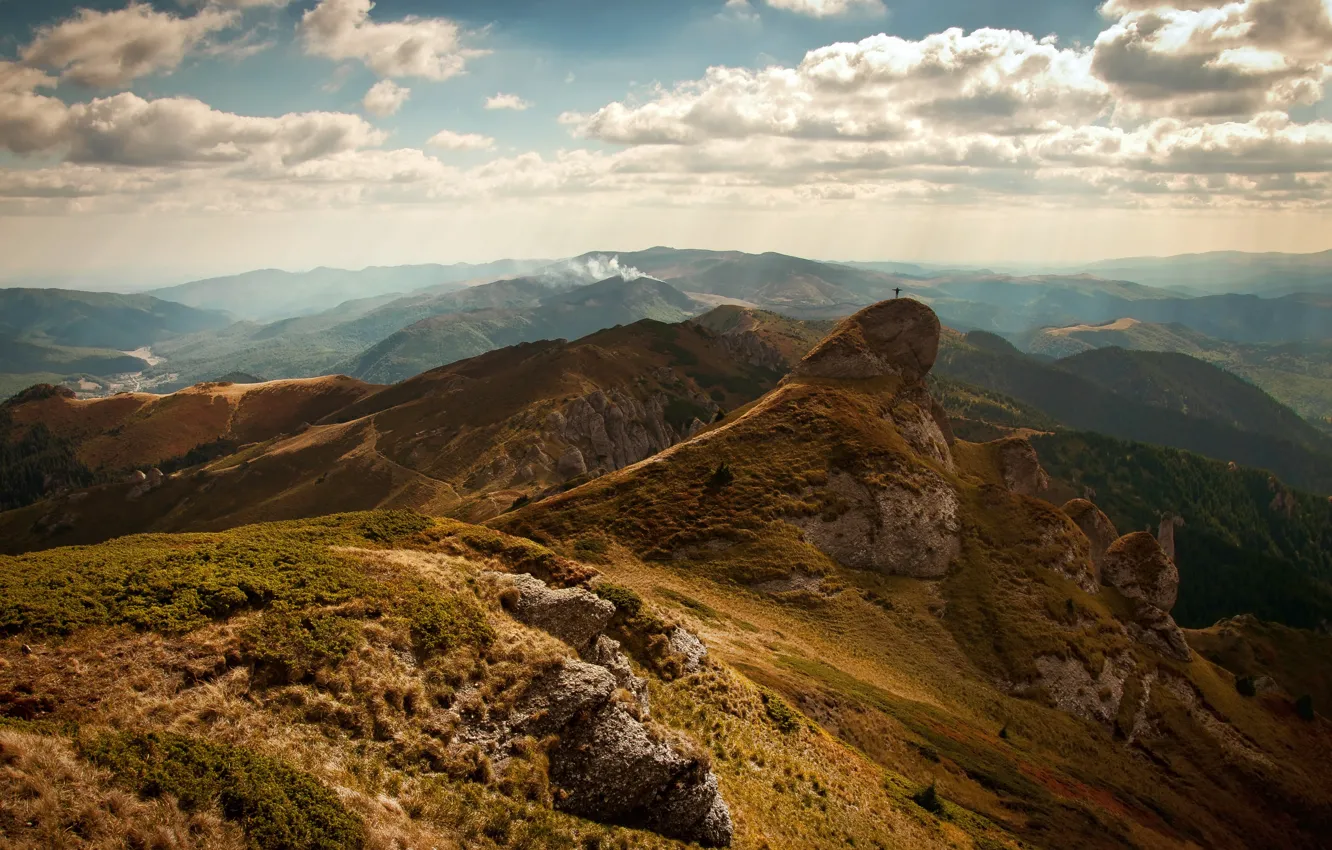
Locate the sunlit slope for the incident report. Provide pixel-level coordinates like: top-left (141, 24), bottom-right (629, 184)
top-left (492, 298), bottom-right (1332, 849)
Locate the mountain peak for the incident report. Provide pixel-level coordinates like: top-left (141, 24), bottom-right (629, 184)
top-left (794, 297), bottom-right (940, 382)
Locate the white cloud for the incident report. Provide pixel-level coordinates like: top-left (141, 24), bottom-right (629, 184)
top-left (763, 0), bottom-right (886, 16)
top-left (203, 0), bottom-right (296, 7)
top-left (567, 29), bottom-right (1109, 144)
top-left (363, 80), bottom-right (410, 116)
top-left (300, 0), bottom-right (485, 80)
top-left (1092, 0), bottom-right (1332, 117)
top-left (20, 2), bottom-right (238, 87)
top-left (426, 129), bottom-right (495, 151)
top-left (720, 0), bottom-right (761, 22)
top-left (485, 93), bottom-right (533, 111)
top-left (4, 0), bottom-right (1332, 218)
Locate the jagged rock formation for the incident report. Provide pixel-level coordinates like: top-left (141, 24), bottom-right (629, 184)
top-left (482, 572), bottom-right (732, 845)
top-left (550, 388), bottom-right (716, 478)
top-left (793, 470), bottom-right (961, 578)
top-left (793, 298), bottom-right (940, 382)
top-left (996, 437), bottom-right (1049, 497)
top-left (1102, 532), bottom-right (1190, 661)
top-left (788, 300), bottom-right (961, 578)
top-left (1062, 499), bottom-right (1119, 578)
top-left (493, 572), bottom-right (615, 652)
top-left (1103, 532), bottom-right (1179, 613)
top-left (1157, 513), bottom-right (1184, 562)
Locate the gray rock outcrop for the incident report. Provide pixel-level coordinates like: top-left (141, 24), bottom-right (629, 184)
top-left (1062, 499), bottom-right (1119, 578)
top-left (1103, 532), bottom-right (1179, 613)
top-left (555, 388), bottom-right (713, 478)
top-left (996, 437), bottom-right (1049, 497)
top-left (484, 574), bottom-right (731, 846)
top-left (793, 298), bottom-right (941, 382)
top-left (1101, 532), bottom-right (1190, 662)
top-left (793, 469), bottom-right (961, 578)
top-left (668, 627), bottom-right (708, 673)
top-left (492, 573), bottom-right (615, 652)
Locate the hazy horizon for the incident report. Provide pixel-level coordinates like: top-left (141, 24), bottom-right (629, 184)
top-left (3, 0), bottom-right (1332, 284)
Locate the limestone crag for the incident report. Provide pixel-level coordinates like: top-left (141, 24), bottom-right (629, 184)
top-left (891, 385), bottom-right (954, 470)
top-left (706, 318), bottom-right (792, 372)
top-left (477, 572), bottom-right (732, 846)
top-left (1103, 532), bottom-right (1180, 613)
top-left (996, 437), bottom-right (1050, 497)
top-left (491, 572), bottom-right (615, 652)
top-left (1062, 499), bottom-right (1119, 579)
top-left (794, 298), bottom-right (941, 382)
top-left (787, 299), bottom-right (961, 577)
top-left (1101, 532), bottom-right (1190, 662)
top-left (793, 469), bottom-right (962, 578)
top-left (1031, 506), bottom-right (1100, 594)
top-left (552, 388), bottom-right (717, 476)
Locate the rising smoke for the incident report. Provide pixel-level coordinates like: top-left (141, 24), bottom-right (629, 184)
top-left (539, 255), bottom-right (655, 287)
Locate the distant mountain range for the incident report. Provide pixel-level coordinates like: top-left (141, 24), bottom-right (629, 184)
top-left (148, 260), bottom-right (552, 321)
top-left (1022, 318), bottom-right (1332, 426)
top-left (936, 331), bottom-right (1332, 493)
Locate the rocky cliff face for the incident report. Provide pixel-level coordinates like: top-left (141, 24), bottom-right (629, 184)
top-left (785, 299), bottom-right (964, 578)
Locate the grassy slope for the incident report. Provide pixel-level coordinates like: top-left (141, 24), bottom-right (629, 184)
top-left (0, 314), bottom-right (818, 554)
top-left (3, 376), bottom-right (378, 473)
top-left (0, 511), bottom-right (992, 850)
top-left (491, 373), bottom-right (1332, 849)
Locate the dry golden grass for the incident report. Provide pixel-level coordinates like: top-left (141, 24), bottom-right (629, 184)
top-left (0, 728), bottom-right (247, 850)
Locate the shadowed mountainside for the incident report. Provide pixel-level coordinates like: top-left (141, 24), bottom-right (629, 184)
top-left (0, 309), bottom-right (825, 552)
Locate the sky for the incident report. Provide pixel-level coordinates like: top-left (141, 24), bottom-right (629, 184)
top-left (1, 0), bottom-right (1331, 285)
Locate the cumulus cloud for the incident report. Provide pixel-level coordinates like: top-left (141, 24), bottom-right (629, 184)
top-left (5, 0), bottom-right (1332, 216)
top-left (764, 0), bottom-right (886, 16)
top-left (363, 80), bottom-right (410, 116)
top-left (300, 0), bottom-right (485, 80)
top-left (63, 95), bottom-right (385, 167)
top-left (426, 129), bottom-right (495, 151)
top-left (567, 29), bottom-right (1109, 144)
top-left (485, 93), bottom-right (533, 111)
top-left (1093, 0), bottom-right (1332, 117)
top-left (20, 3), bottom-right (238, 87)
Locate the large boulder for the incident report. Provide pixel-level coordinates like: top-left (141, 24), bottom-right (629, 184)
top-left (549, 700), bottom-right (733, 847)
top-left (1062, 499), bottom-right (1119, 578)
top-left (1103, 532), bottom-right (1179, 613)
top-left (793, 299), bottom-right (941, 383)
top-left (512, 659), bottom-right (733, 847)
top-left (491, 573), bottom-right (615, 652)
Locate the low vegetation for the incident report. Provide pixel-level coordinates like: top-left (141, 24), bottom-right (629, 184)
top-left (80, 731), bottom-right (365, 850)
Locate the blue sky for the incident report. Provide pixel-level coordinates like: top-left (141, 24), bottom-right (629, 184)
top-left (0, 0), bottom-right (1330, 282)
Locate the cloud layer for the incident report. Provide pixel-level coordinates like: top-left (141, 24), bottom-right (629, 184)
top-left (1, 0), bottom-right (1330, 218)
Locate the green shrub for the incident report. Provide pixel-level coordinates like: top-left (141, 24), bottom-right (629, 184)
top-left (760, 688), bottom-right (803, 734)
top-left (0, 535), bottom-right (372, 636)
top-left (398, 584), bottom-right (494, 658)
top-left (1296, 694), bottom-right (1316, 721)
top-left (912, 781), bottom-right (943, 815)
top-left (80, 731), bottom-right (365, 850)
top-left (241, 605), bottom-right (361, 683)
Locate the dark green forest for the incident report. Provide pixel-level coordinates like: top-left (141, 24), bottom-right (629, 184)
top-left (1034, 431), bottom-right (1332, 629)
